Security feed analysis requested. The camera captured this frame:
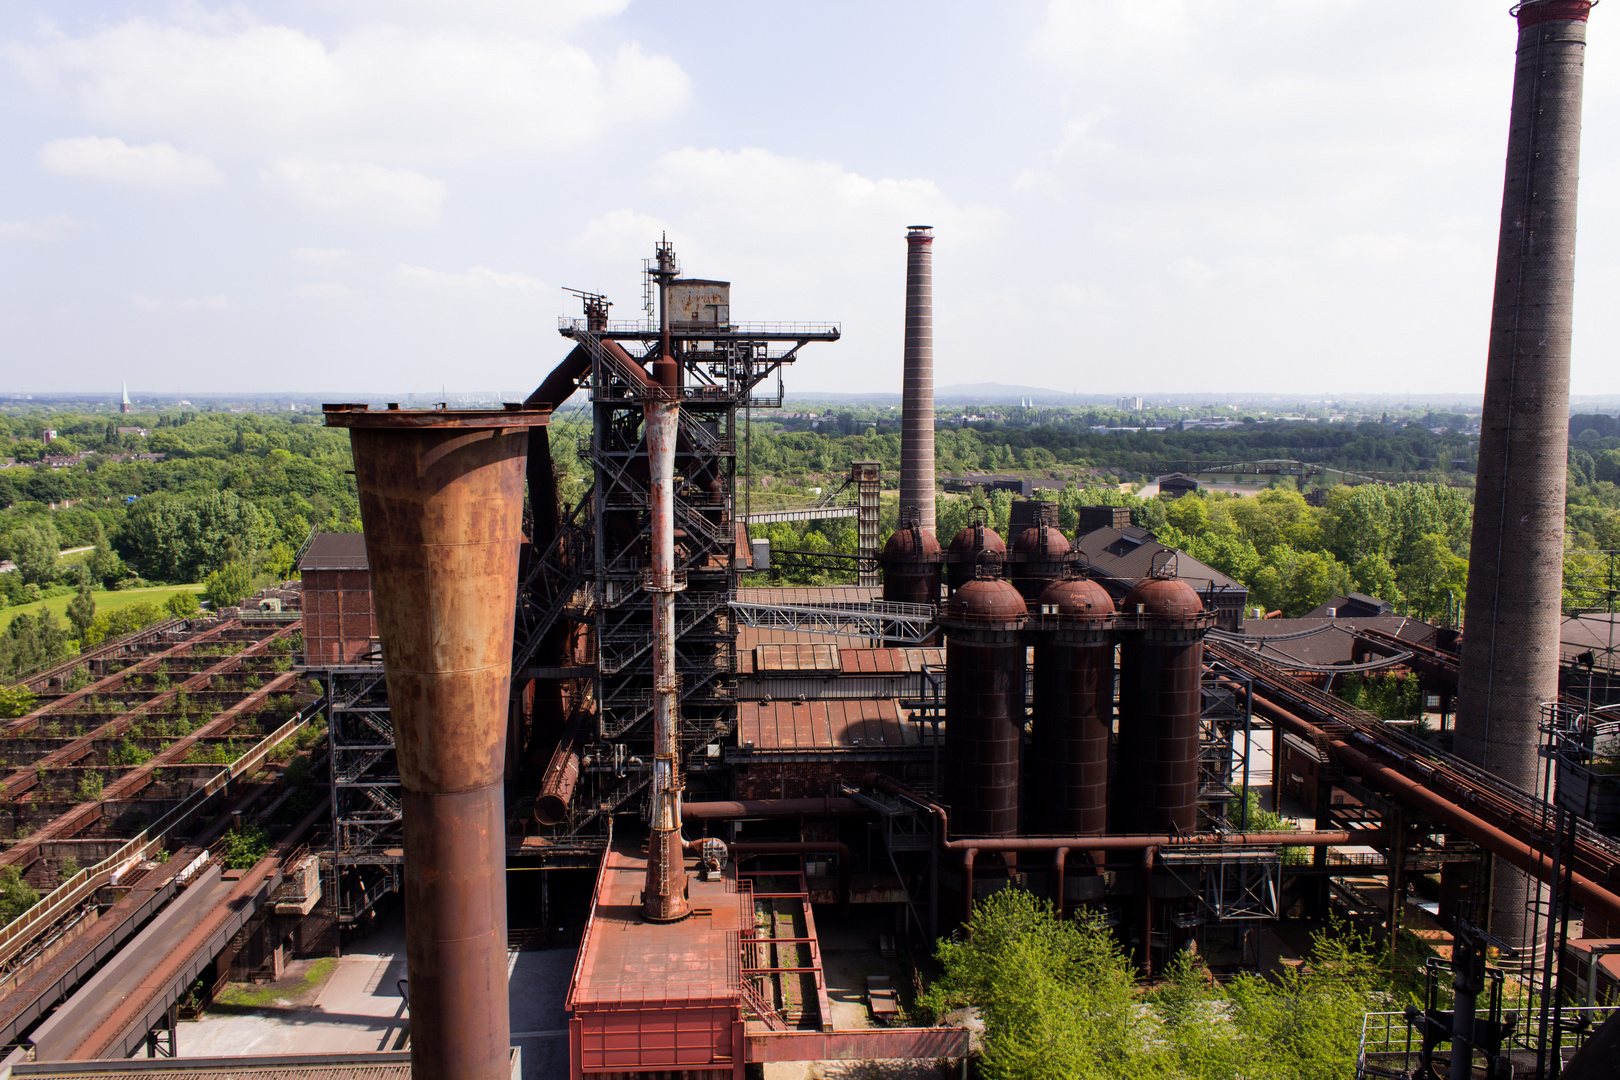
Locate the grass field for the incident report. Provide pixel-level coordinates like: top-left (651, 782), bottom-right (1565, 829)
top-left (1, 583), bottom-right (204, 630)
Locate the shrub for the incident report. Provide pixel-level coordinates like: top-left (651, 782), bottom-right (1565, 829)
top-left (57, 856), bottom-right (79, 881)
top-left (223, 824), bottom-right (270, 870)
top-left (0, 685), bottom-right (38, 720)
top-left (74, 772), bottom-right (104, 802)
top-left (0, 865), bottom-right (40, 925)
top-left (164, 591), bottom-right (201, 618)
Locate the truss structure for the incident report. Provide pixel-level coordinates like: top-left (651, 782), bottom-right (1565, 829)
top-left (321, 663), bottom-right (403, 924)
top-left (728, 597), bottom-right (937, 644)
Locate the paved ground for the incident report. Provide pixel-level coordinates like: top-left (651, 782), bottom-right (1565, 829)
top-left (172, 907), bottom-right (578, 1079)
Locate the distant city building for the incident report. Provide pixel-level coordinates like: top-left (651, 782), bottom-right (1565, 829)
top-left (120, 381), bottom-right (131, 414)
top-left (1117, 396), bottom-right (1144, 410)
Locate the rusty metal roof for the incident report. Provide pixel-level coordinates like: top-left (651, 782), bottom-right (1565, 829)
top-left (753, 644), bottom-right (840, 673)
top-left (568, 840), bottom-right (743, 1010)
top-left (10, 1052), bottom-right (417, 1077)
top-left (297, 533), bottom-right (369, 572)
top-left (738, 698), bottom-right (917, 751)
top-left (837, 647), bottom-right (943, 675)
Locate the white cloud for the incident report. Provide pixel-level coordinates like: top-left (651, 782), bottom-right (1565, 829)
top-left (0, 214), bottom-right (79, 241)
top-left (39, 136), bottom-right (223, 191)
top-left (393, 264), bottom-right (549, 295)
top-left (290, 247), bottom-right (352, 266)
top-left (10, 13), bottom-right (689, 165)
top-left (132, 294), bottom-right (235, 312)
top-left (262, 160), bottom-right (446, 228)
top-left (289, 281), bottom-right (358, 302)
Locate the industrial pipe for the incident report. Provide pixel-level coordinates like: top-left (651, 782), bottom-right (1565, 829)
top-left (533, 709), bottom-right (589, 827)
top-left (684, 797), bottom-right (867, 820)
top-left (327, 403), bottom-right (547, 1080)
top-left (860, 773), bottom-right (948, 846)
top-left (1142, 847), bottom-right (1157, 977)
top-left (1248, 691), bottom-right (1620, 929)
top-left (730, 842), bottom-right (852, 915)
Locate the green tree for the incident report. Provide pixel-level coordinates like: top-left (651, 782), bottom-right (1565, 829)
top-left (7, 524), bottom-right (60, 587)
top-left (203, 563), bottom-right (253, 607)
top-left (224, 824), bottom-right (270, 869)
top-left (66, 581), bottom-right (97, 642)
top-left (1350, 553), bottom-right (1404, 609)
top-left (0, 865), bottom-right (40, 925)
top-left (0, 684), bottom-right (38, 719)
top-left (164, 591), bottom-right (201, 618)
top-left (1396, 532), bottom-right (1468, 621)
top-left (1163, 493), bottom-right (1210, 537)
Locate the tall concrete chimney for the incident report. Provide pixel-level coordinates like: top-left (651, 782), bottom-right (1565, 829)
top-left (326, 402), bottom-right (549, 1080)
top-left (901, 226), bottom-right (936, 537)
top-left (1455, 0), bottom-right (1593, 948)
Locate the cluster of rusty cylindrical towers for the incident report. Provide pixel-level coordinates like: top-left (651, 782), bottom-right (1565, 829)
top-left (927, 518), bottom-right (1214, 845)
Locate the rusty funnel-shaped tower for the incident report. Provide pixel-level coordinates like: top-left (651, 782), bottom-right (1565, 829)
top-left (326, 402), bottom-right (550, 1080)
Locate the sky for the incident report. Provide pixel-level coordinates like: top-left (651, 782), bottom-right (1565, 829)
top-left (1, 0), bottom-right (1617, 399)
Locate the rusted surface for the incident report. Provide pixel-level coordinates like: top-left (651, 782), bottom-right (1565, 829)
top-left (747, 1027), bottom-right (969, 1062)
top-left (838, 646), bottom-right (943, 674)
top-left (1008, 524), bottom-right (1073, 601)
top-left (880, 521), bottom-right (942, 614)
top-left (684, 798), bottom-right (866, 820)
top-left (642, 397), bottom-right (690, 923)
top-left (400, 787), bottom-right (509, 1079)
top-left (945, 519), bottom-right (1005, 595)
top-left (534, 708), bottom-right (589, 826)
top-left (737, 698), bottom-right (917, 751)
top-left (324, 403), bottom-right (550, 428)
top-left (1248, 690), bottom-right (1620, 929)
top-left (1517, 0), bottom-right (1594, 27)
top-left (730, 843), bottom-right (850, 913)
top-left (1032, 578), bottom-right (1116, 836)
top-left (940, 577), bottom-right (1027, 837)
top-left (753, 644), bottom-right (840, 672)
top-left (1116, 577), bottom-right (1207, 834)
top-left (338, 409), bottom-right (541, 1080)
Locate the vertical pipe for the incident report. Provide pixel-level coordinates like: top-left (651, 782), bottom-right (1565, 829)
top-left (1455, 0), bottom-right (1593, 955)
top-left (900, 226), bottom-right (935, 536)
top-left (643, 396), bottom-right (690, 923)
top-left (1141, 846), bottom-right (1157, 978)
top-left (642, 235), bottom-right (688, 923)
top-left (330, 405), bottom-right (543, 1080)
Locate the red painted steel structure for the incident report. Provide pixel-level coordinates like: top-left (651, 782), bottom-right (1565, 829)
top-left (328, 402), bottom-right (548, 1080)
top-left (1030, 577), bottom-right (1117, 837)
top-left (1116, 576), bottom-right (1214, 834)
top-left (944, 516), bottom-right (1004, 596)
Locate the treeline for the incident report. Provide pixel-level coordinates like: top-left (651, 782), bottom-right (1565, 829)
top-left (740, 418), bottom-right (1474, 487)
top-left (1, 411), bottom-right (360, 615)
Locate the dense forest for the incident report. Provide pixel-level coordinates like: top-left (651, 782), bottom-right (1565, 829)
top-left (4, 405), bottom-right (1620, 679)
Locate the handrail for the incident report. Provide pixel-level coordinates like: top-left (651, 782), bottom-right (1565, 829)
top-left (0, 698), bottom-right (323, 969)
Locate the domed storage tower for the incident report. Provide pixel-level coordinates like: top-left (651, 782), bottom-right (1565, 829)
top-left (1031, 576), bottom-right (1117, 837)
top-left (880, 513), bottom-right (942, 607)
top-left (1115, 574), bottom-right (1214, 835)
top-left (1009, 522), bottom-right (1073, 601)
top-left (939, 567), bottom-right (1028, 837)
top-left (945, 512), bottom-right (1006, 596)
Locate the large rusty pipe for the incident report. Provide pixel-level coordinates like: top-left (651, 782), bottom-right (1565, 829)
top-left (1053, 846), bottom-right (1069, 914)
top-left (1141, 846), bottom-right (1156, 977)
top-left (730, 842), bottom-right (852, 914)
top-left (533, 708), bottom-right (589, 827)
top-left (943, 832), bottom-right (1354, 854)
top-left (1248, 691), bottom-right (1620, 929)
top-left (329, 404), bottom-right (545, 1080)
top-left (860, 773), bottom-right (948, 846)
top-left (684, 797), bottom-right (867, 820)
top-left (643, 391), bottom-right (689, 922)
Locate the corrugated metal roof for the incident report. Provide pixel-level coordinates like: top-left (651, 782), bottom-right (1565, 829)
top-left (738, 698), bottom-right (917, 751)
top-left (753, 644), bottom-right (840, 673)
top-left (569, 842), bottom-right (742, 1009)
top-left (297, 533), bottom-right (369, 572)
top-left (11, 1052), bottom-right (414, 1078)
top-left (838, 648), bottom-right (943, 675)
top-left (1242, 615), bottom-right (1436, 667)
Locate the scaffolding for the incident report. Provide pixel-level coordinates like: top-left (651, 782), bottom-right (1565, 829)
top-left (320, 663), bottom-right (403, 925)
